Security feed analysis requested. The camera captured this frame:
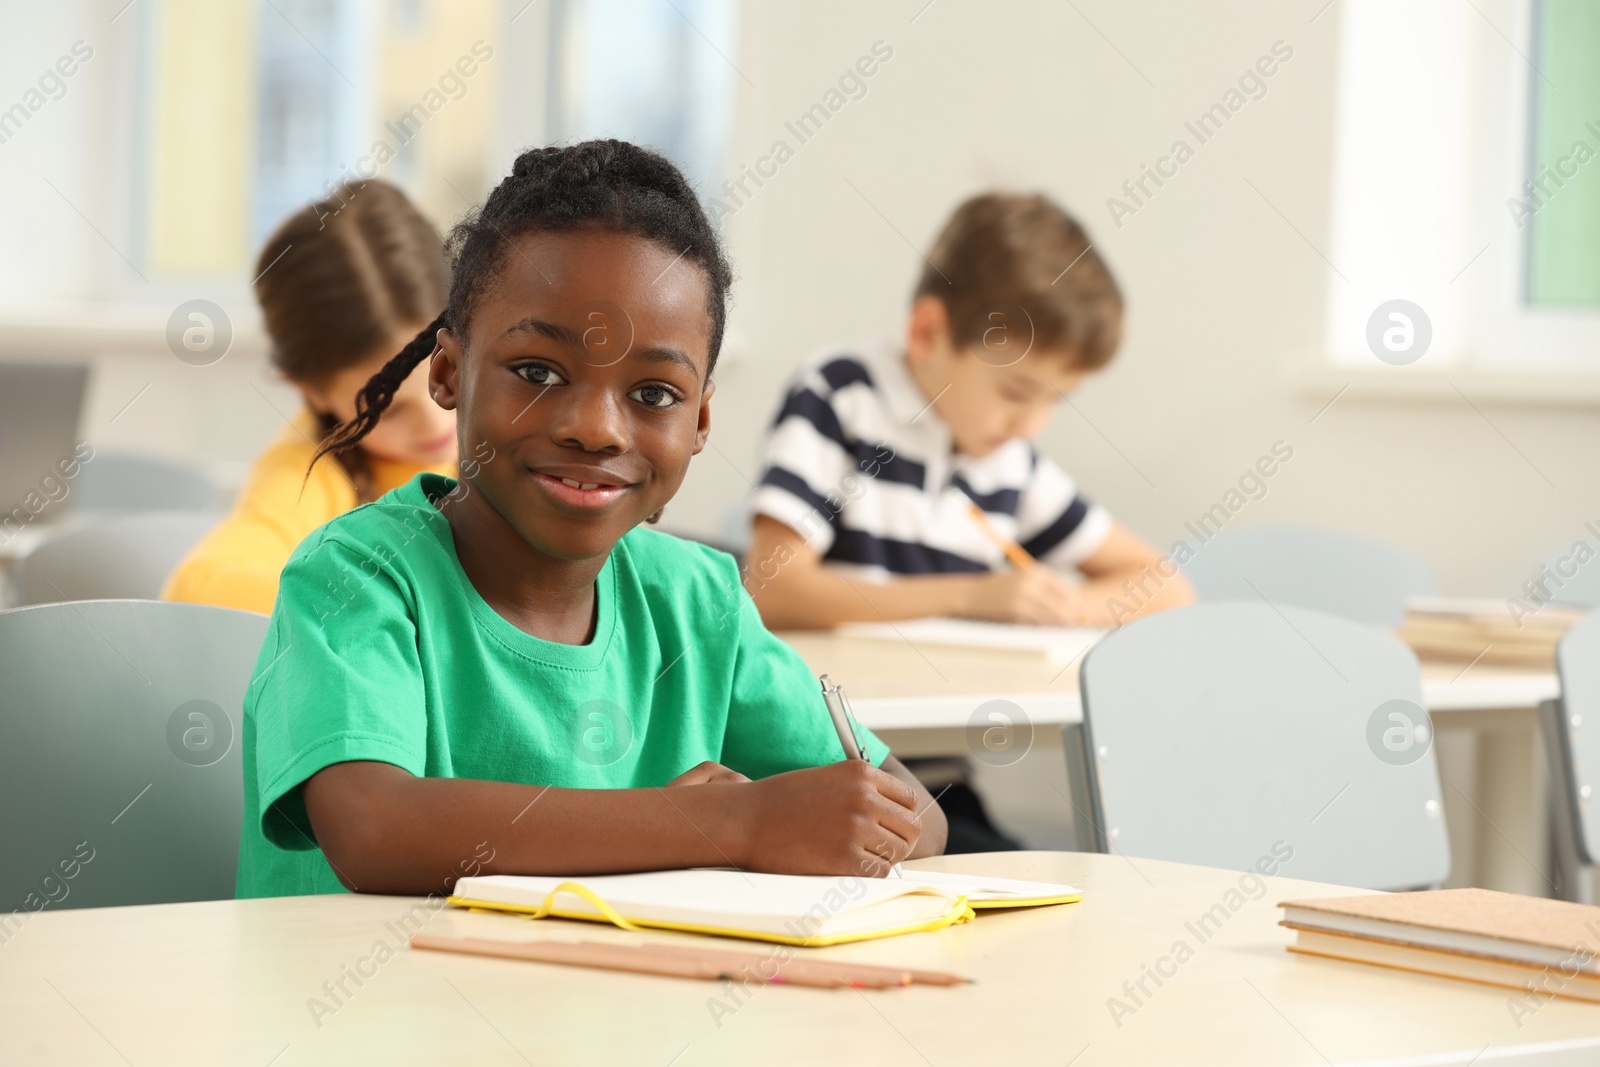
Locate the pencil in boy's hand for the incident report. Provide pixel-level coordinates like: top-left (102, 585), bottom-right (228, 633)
top-left (963, 501), bottom-right (1037, 571)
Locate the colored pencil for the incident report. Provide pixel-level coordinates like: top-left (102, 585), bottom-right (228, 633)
top-left (409, 933), bottom-right (968, 988)
top-left (965, 501), bottom-right (1036, 570)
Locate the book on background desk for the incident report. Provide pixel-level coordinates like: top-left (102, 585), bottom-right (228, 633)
top-left (449, 868), bottom-right (1081, 947)
top-left (1396, 597), bottom-right (1589, 668)
top-left (1281, 888), bottom-right (1600, 1003)
top-left (835, 618), bottom-right (1106, 666)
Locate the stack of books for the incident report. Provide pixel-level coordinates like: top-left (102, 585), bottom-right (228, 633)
top-left (1281, 888), bottom-right (1600, 1003)
top-left (1396, 597), bottom-right (1589, 668)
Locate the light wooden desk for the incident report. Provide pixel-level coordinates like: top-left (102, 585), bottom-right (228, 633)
top-left (777, 631), bottom-right (1559, 728)
top-left (779, 632), bottom-right (1564, 898)
top-left (5, 852), bottom-right (1597, 1066)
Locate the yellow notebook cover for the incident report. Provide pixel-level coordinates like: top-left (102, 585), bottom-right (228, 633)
top-left (448, 869), bottom-right (1080, 947)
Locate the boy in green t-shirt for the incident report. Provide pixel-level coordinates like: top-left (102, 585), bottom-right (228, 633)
top-left (237, 141), bottom-right (945, 898)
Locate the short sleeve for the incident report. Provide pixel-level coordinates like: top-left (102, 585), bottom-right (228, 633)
top-left (1014, 451), bottom-right (1113, 569)
top-left (750, 379), bottom-right (853, 554)
top-left (246, 533), bottom-right (428, 850)
top-left (717, 585), bottom-right (888, 779)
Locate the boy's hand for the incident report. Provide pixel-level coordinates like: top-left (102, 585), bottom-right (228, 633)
top-left (961, 566), bottom-right (1092, 625)
top-left (667, 761), bottom-right (751, 786)
top-left (734, 761), bottom-right (921, 877)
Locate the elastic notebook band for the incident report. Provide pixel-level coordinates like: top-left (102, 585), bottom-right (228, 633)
top-left (526, 881), bottom-right (647, 932)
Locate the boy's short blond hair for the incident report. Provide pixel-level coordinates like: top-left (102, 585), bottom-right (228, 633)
top-left (914, 192), bottom-right (1123, 369)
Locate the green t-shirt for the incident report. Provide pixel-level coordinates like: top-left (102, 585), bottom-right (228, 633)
top-left (236, 472), bottom-right (887, 898)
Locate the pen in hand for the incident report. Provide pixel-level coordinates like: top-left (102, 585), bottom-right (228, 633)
top-left (818, 673), bottom-right (902, 877)
top-left (818, 673), bottom-right (867, 761)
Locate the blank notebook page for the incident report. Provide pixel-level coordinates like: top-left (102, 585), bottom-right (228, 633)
top-left (836, 618), bottom-right (1106, 665)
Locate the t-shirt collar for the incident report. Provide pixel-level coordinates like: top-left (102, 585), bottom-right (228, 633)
top-left (860, 334), bottom-right (946, 429)
top-left (395, 472), bottom-right (620, 669)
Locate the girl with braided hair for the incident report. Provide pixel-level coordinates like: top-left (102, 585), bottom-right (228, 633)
top-left (163, 179), bottom-right (458, 615)
top-left (237, 140), bottom-right (946, 898)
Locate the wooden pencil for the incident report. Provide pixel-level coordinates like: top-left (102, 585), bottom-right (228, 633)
top-left (410, 934), bottom-right (968, 989)
top-left (964, 502), bottom-right (1036, 570)
top-left (621, 941), bottom-right (969, 987)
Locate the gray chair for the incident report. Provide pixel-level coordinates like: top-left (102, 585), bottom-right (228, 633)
top-left (1180, 525), bottom-right (1434, 629)
top-left (1534, 544), bottom-right (1600, 609)
top-left (1066, 602), bottom-right (1450, 890)
top-left (12, 509), bottom-right (221, 606)
top-left (73, 452), bottom-right (220, 512)
top-left (0, 600), bottom-right (268, 911)
top-left (1544, 611), bottom-right (1600, 902)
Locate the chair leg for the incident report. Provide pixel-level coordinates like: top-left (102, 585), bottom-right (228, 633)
top-left (1542, 698), bottom-right (1594, 903)
top-left (1061, 723), bottom-right (1108, 853)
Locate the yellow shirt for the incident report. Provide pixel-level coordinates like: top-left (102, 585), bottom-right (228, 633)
top-left (162, 409), bottom-right (456, 615)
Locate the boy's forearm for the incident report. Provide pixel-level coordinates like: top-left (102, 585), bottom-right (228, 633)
top-left (303, 762), bottom-right (751, 895)
top-left (1077, 570), bottom-right (1195, 626)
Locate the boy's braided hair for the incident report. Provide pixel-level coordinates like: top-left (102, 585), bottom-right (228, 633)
top-left (313, 139), bottom-right (733, 471)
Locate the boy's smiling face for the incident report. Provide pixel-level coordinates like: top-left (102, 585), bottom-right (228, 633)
top-left (429, 227), bottom-right (715, 562)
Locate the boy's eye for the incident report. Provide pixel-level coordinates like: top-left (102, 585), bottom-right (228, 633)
top-left (516, 363), bottom-right (566, 388)
top-left (630, 384), bottom-right (680, 409)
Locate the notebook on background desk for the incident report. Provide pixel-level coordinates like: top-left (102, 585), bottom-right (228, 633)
top-left (835, 618), bottom-right (1106, 666)
top-left (449, 868), bottom-right (1082, 946)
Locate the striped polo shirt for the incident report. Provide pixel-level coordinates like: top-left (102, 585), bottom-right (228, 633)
top-left (751, 336), bottom-right (1113, 579)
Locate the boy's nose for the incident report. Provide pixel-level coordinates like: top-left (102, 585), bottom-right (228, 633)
top-left (552, 385), bottom-right (629, 454)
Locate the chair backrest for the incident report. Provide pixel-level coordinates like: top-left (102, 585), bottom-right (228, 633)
top-left (73, 452), bottom-right (220, 511)
top-left (1535, 544), bottom-right (1600, 609)
top-left (1551, 612), bottom-right (1600, 864)
top-left (13, 509), bottom-right (221, 606)
top-left (1071, 602), bottom-right (1449, 890)
top-left (1180, 526), bottom-right (1434, 629)
top-left (0, 600), bottom-right (267, 913)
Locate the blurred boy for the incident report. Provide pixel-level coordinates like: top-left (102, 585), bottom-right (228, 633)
top-left (746, 192), bottom-right (1191, 633)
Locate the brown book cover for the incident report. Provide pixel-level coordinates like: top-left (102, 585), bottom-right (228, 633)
top-left (1280, 888), bottom-right (1600, 965)
top-left (1396, 637), bottom-right (1556, 668)
top-left (1288, 929), bottom-right (1600, 1004)
top-left (1395, 601), bottom-right (1586, 667)
top-left (1404, 599), bottom-right (1587, 631)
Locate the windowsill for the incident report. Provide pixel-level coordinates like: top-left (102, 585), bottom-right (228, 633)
top-left (0, 303), bottom-right (268, 360)
top-left (1299, 363), bottom-right (1600, 407)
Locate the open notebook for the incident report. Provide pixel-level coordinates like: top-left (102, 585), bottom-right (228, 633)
top-left (449, 868), bottom-right (1081, 946)
top-left (836, 618), bottom-right (1106, 666)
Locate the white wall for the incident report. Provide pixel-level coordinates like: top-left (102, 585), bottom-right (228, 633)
top-left (27, 0), bottom-right (1600, 598)
top-left (672, 0), bottom-right (1600, 598)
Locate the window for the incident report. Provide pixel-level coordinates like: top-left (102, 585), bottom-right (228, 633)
top-left (1323, 0), bottom-right (1600, 376)
top-left (128, 0), bottom-right (497, 290)
top-left (251, 0), bottom-right (372, 249)
top-left (546, 0), bottom-right (740, 197)
top-left (1525, 0), bottom-right (1600, 306)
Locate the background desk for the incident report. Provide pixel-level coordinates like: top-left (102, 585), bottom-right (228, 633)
top-left (779, 632), bottom-right (1564, 897)
top-left (6, 852), bottom-right (1598, 1066)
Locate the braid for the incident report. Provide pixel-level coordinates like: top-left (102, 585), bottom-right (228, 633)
top-left (310, 312), bottom-right (446, 472)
